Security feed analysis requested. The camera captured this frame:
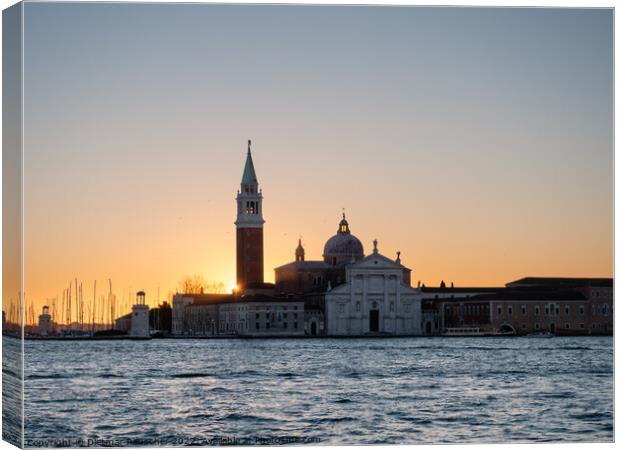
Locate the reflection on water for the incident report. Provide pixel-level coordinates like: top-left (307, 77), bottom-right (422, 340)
top-left (22, 337), bottom-right (613, 446)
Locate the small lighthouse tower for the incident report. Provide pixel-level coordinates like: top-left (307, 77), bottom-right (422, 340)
top-left (130, 291), bottom-right (150, 338)
top-left (38, 305), bottom-right (52, 336)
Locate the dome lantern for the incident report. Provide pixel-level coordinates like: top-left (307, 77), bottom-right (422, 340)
top-left (338, 212), bottom-right (350, 234)
top-left (323, 213), bottom-right (364, 265)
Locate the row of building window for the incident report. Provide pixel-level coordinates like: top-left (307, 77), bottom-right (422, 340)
top-left (495, 304), bottom-right (608, 317)
top-left (524, 323), bottom-right (588, 330)
top-left (341, 302), bottom-right (410, 313)
top-left (255, 312), bottom-right (298, 320)
top-left (220, 322), bottom-right (248, 332)
top-left (221, 306), bottom-right (299, 319)
top-left (255, 322), bottom-right (298, 330)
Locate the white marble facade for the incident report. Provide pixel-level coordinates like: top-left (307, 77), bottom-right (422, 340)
top-left (325, 242), bottom-right (422, 336)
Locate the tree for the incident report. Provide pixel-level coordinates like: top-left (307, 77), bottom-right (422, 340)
top-left (178, 276), bottom-right (226, 294)
top-left (204, 281), bottom-right (225, 294)
top-left (179, 275), bottom-right (206, 294)
top-left (149, 301), bottom-right (172, 333)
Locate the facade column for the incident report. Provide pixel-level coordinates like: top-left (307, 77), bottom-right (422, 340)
top-left (350, 272), bottom-right (355, 334)
top-left (363, 273), bottom-right (368, 332)
top-left (396, 274), bottom-right (402, 332)
top-left (396, 274), bottom-right (401, 311)
top-left (383, 274), bottom-right (389, 332)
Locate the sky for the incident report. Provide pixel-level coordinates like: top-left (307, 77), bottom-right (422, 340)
top-left (12, 4), bottom-right (614, 320)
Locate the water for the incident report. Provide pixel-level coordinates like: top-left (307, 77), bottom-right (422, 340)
top-left (3, 336), bottom-right (22, 447)
top-left (12, 337), bottom-right (615, 446)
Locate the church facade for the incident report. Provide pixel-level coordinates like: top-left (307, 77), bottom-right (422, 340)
top-left (324, 241), bottom-right (422, 336)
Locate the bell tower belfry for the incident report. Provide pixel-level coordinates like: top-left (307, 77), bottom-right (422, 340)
top-left (235, 140), bottom-right (265, 290)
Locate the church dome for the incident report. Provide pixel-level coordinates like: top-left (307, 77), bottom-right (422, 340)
top-left (323, 214), bottom-right (364, 265)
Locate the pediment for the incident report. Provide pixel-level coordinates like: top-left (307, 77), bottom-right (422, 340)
top-left (352, 252), bottom-right (406, 270)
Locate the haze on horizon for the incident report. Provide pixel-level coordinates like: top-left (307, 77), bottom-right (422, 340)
top-left (9, 4), bottom-right (613, 318)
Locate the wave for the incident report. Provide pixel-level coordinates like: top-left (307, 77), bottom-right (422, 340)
top-left (170, 373), bottom-right (214, 379)
top-left (570, 412), bottom-right (612, 421)
top-left (27, 373), bottom-right (70, 380)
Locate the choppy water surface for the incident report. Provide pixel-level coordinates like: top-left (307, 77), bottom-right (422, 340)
top-left (3, 336), bottom-right (22, 447)
top-left (21, 337), bottom-right (613, 446)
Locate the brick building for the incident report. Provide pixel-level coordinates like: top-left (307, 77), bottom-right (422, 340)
top-left (421, 278), bottom-right (613, 335)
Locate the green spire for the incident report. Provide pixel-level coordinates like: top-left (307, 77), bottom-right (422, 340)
top-left (241, 139), bottom-right (258, 186)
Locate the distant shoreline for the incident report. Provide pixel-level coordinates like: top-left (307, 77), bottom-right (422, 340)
top-left (4, 333), bottom-right (613, 341)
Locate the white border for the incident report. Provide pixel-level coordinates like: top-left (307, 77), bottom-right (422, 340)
top-left (0, 2), bottom-right (615, 450)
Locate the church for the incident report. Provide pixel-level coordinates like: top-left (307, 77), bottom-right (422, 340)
top-left (240, 140), bottom-right (423, 336)
top-left (274, 213), bottom-right (423, 336)
top-left (171, 140), bottom-right (424, 337)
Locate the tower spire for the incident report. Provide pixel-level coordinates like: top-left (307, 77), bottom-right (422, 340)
top-left (295, 237), bottom-right (305, 262)
top-left (241, 139), bottom-right (258, 186)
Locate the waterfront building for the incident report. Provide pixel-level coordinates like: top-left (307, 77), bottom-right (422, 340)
top-left (325, 240), bottom-right (422, 336)
top-left (172, 294), bottom-right (221, 336)
top-left (38, 306), bottom-right (52, 336)
top-left (421, 278), bottom-right (613, 335)
top-left (114, 313), bottom-right (131, 333)
top-left (171, 292), bottom-right (305, 337)
top-left (220, 296), bottom-right (305, 337)
top-left (130, 291), bottom-right (150, 337)
top-left (420, 286), bottom-right (502, 335)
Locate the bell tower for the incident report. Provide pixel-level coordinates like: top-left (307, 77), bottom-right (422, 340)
top-left (235, 140), bottom-right (265, 290)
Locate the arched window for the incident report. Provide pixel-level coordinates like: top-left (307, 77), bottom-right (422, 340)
top-left (356, 302), bottom-right (361, 312)
top-left (390, 302), bottom-right (394, 312)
